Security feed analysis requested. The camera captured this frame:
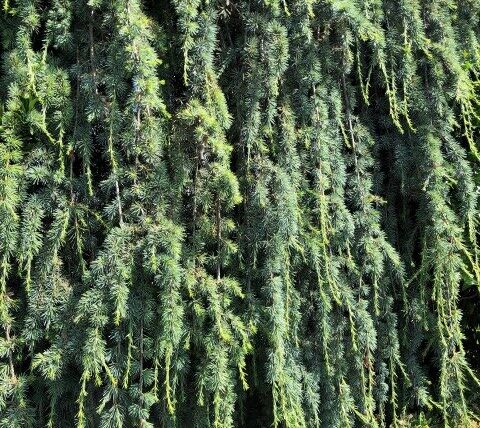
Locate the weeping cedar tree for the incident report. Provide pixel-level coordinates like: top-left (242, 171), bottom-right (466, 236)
top-left (0, 0), bottom-right (480, 427)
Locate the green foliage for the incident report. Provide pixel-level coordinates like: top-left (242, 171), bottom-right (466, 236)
top-left (1, 0), bottom-right (480, 427)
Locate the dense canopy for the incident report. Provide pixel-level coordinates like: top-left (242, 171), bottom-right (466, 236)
top-left (1, 0), bottom-right (480, 427)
